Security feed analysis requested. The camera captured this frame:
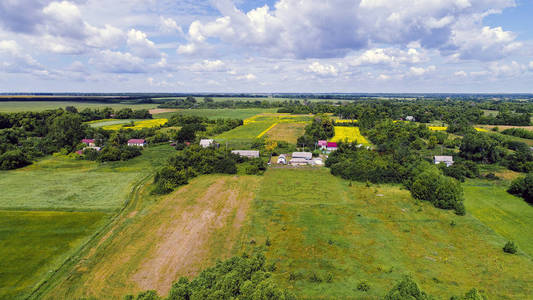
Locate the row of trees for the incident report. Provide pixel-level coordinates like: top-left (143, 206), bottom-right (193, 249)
top-left (296, 114), bottom-right (334, 147)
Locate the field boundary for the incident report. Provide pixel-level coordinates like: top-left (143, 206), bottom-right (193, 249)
top-left (26, 173), bottom-right (153, 300)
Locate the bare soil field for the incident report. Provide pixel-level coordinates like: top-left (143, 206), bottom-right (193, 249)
top-left (43, 175), bottom-right (260, 299)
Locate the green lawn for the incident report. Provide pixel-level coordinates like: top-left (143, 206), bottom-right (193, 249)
top-left (242, 168), bottom-right (533, 299)
top-left (464, 179), bottom-right (533, 257)
top-left (0, 145), bottom-right (175, 211)
top-left (215, 121), bottom-right (277, 148)
top-left (0, 210), bottom-right (109, 300)
top-left (0, 101), bottom-right (157, 113)
top-left (155, 108), bottom-right (277, 120)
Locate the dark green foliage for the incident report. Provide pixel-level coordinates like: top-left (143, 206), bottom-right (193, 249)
top-left (508, 173), bottom-right (533, 204)
top-left (131, 253), bottom-right (295, 300)
top-left (505, 142), bottom-right (533, 172)
top-left (48, 113), bottom-right (87, 152)
top-left (0, 150), bottom-right (31, 170)
top-left (245, 158), bottom-right (267, 175)
top-left (450, 288), bottom-right (488, 300)
top-left (439, 161), bottom-right (479, 182)
top-left (459, 133), bottom-right (506, 164)
top-left (297, 114), bottom-right (334, 147)
top-left (408, 168), bottom-right (464, 213)
top-left (503, 241), bottom-right (518, 254)
top-left (175, 125), bottom-right (197, 143)
top-left (95, 146), bottom-right (142, 162)
top-left (385, 276), bottom-right (433, 300)
top-left (502, 128), bottom-right (533, 140)
top-left (357, 281), bottom-right (370, 292)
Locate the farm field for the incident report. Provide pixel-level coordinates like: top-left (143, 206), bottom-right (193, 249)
top-left (154, 108), bottom-right (277, 120)
top-left (330, 126), bottom-right (370, 145)
top-left (101, 118), bottom-right (168, 130)
top-left (241, 168), bottom-right (533, 299)
top-left (41, 175), bottom-right (261, 299)
top-left (0, 145), bottom-right (176, 300)
top-left (0, 101), bottom-right (157, 113)
top-left (0, 210), bottom-right (109, 300)
top-left (475, 124), bottom-right (533, 131)
top-left (265, 122), bottom-right (307, 144)
top-left (464, 179), bottom-right (533, 257)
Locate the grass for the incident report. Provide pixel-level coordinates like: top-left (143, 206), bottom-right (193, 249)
top-left (464, 179), bottom-right (533, 257)
top-left (86, 119), bottom-right (139, 128)
top-left (330, 126), bottom-right (370, 145)
top-left (0, 101), bottom-right (157, 113)
top-left (101, 118), bottom-right (167, 130)
top-left (0, 210), bottom-right (109, 299)
top-left (265, 123), bottom-right (307, 144)
top-left (241, 168), bottom-right (533, 299)
top-left (0, 145), bottom-right (176, 211)
top-left (41, 175), bottom-right (261, 299)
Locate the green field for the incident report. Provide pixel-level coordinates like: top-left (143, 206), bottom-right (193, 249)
top-left (464, 179), bottom-right (533, 257)
top-left (242, 168), bottom-right (533, 299)
top-left (0, 210), bottom-right (109, 299)
top-left (0, 145), bottom-right (177, 300)
top-left (0, 101), bottom-right (157, 113)
top-left (155, 108), bottom-right (277, 120)
top-left (86, 119), bottom-right (140, 128)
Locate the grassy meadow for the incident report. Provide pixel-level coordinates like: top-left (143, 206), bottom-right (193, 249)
top-left (0, 210), bottom-right (109, 299)
top-left (155, 108), bottom-right (278, 120)
top-left (241, 168), bottom-right (533, 299)
top-left (464, 179), bottom-right (533, 257)
top-left (0, 101), bottom-right (157, 113)
top-left (0, 145), bottom-right (176, 300)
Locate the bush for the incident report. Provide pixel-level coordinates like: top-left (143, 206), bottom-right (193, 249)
top-left (450, 288), bottom-right (488, 300)
top-left (357, 280), bottom-right (370, 292)
top-left (503, 241), bottom-right (518, 254)
top-left (508, 173), bottom-right (533, 204)
top-left (385, 275), bottom-right (432, 300)
top-left (0, 150), bottom-right (31, 170)
top-left (409, 168), bottom-right (465, 213)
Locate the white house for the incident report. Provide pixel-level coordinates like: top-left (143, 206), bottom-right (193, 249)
top-left (277, 154), bottom-right (287, 164)
top-left (127, 139), bottom-right (146, 147)
top-left (434, 156), bottom-right (454, 167)
top-left (231, 150), bottom-right (260, 158)
top-left (405, 116), bottom-right (415, 122)
top-left (200, 139), bottom-right (214, 148)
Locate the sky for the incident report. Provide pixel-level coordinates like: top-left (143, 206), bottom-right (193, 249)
top-left (0, 0), bottom-right (533, 93)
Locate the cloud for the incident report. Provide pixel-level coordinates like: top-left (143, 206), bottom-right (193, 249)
top-left (189, 59), bottom-right (228, 72)
top-left (90, 50), bottom-right (146, 73)
top-left (349, 48), bottom-right (425, 67)
top-left (488, 61), bottom-right (526, 77)
top-left (307, 62), bottom-right (339, 76)
top-left (0, 40), bottom-right (45, 73)
top-left (236, 73), bottom-right (256, 81)
top-left (529, 61), bottom-right (533, 71)
top-left (450, 26), bottom-right (522, 60)
top-left (127, 29), bottom-right (160, 58)
top-left (454, 70), bottom-right (467, 77)
top-left (409, 65), bottom-right (436, 76)
top-left (180, 0), bottom-right (516, 59)
top-left (159, 16), bottom-right (183, 35)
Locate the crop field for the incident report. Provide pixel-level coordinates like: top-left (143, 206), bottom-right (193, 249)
top-left (241, 168), bottom-right (533, 299)
top-left (330, 126), bottom-right (370, 145)
top-left (101, 118), bottom-right (167, 130)
top-left (42, 175), bottom-right (261, 299)
top-left (464, 179), bottom-right (533, 257)
top-left (0, 145), bottom-right (176, 300)
top-left (265, 122), bottom-right (307, 144)
top-left (475, 124), bottom-right (533, 131)
top-left (86, 119), bottom-right (139, 128)
top-left (0, 101), bottom-right (157, 113)
top-left (429, 126), bottom-right (488, 132)
top-left (155, 108), bottom-right (278, 120)
top-left (0, 210), bottom-right (109, 299)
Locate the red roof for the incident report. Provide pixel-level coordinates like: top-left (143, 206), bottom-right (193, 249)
top-left (327, 142), bottom-right (338, 148)
top-left (82, 139), bottom-right (95, 144)
top-left (128, 139), bottom-right (145, 144)
top-left (318, 140), bottom-right (327, 146)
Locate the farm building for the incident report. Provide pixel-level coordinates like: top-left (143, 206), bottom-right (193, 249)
top-left (313, 157), bottom-right (324, 166)
top-left (434, 156), bottom-right (454, 167)
top-left (326, 142), bottom-right (338, 152)
top-left (81, 139), bottom-right (96, 147)
top-left (290, 157), bottom-right (311, 166)
top-left (127, 139), bottom-right (146, 147)
top-left (231, 150), bottom-right (260, 158)
top-left (292, 152), bottom-right (313, 160)
top-left (317, 140), bottom-right (328, 150)
top-left (76, 146), bottom-right (101, 155)
top-left (200, 139), bottom-right (214, 148)
top-left (277, 154), bottom-right (287, 164)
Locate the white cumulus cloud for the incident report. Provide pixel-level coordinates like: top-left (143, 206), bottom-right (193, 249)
top-left (127, 29), bottom-right (160, 58)
top-left (307, 62), bottom-right (339, 76)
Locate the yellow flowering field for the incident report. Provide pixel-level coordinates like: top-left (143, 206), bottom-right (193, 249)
top-left (334, 119), bottom-right (358, 123)
top-left (102, 118), bottom-right (167, 130)
top-left (330, 126), bottom-right (370, 145)
top-left (429, 126), bottom-right (447, 131)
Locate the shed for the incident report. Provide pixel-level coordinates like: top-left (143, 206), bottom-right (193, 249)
top-left (290, 157), bottom-right (311, 166)
top-left (128, 139), bottom-right (146, 147)
top-left (326, 142), bottom-right (338, 152)
top-left (292, 152), bottom-right (313, 160)
top-left (231, 150), bottom-right (260, 158)
top-left (434, 156), bottom-right (454, 167)
top-left (200, 139), bottom-right (214, 148)
top-left (277, 154), bottom-right (287, 164)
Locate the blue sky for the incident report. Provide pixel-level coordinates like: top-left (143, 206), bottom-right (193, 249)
top-left (0, 0), bottom-right (532, 93)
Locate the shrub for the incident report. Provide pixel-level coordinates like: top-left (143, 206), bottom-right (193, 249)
top-left (508, 173), bottom-right (533, 204)
top-left (450, 288), bottom-right (488, 300)
top-left (409, 168), bottom-right (465, 214)
top-left (385, 275), bottom-right (432, 300)
top-left (357, 280), bottom-right (370, 291)
top-left (0, 150), bottom-right (31, 170)
top-left (503, 241), bottom-right (518, 254)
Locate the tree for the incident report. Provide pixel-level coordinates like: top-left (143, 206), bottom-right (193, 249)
top-left (176, 124), bottom-right (197, 143)
top-left (409, 167), bottom-right (464, 213)
top-left (450, 288), bottom-right (488, 300)
top-left (508, 173), bottom-right (533, 204)
top-left (503, 241), bottom-right (518, 254)
top-left (48, 113), bottom-right (87, 152)
top-left (385, 276), bottom-right (432, 300)
top-left (0, 150), bottom-right (31, 170)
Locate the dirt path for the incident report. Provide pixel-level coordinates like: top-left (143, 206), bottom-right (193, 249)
top-left (44, 175), bottom-right (260, 299)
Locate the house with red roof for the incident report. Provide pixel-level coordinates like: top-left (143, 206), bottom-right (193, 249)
top-left (326, 142), bottom-right (338, 152)
top-left (81, 139), bottom-right (95, 147)
top-left (128, 139), bottom-right (146, 147)
top-left (317, 140), bottom-right (328, 150)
